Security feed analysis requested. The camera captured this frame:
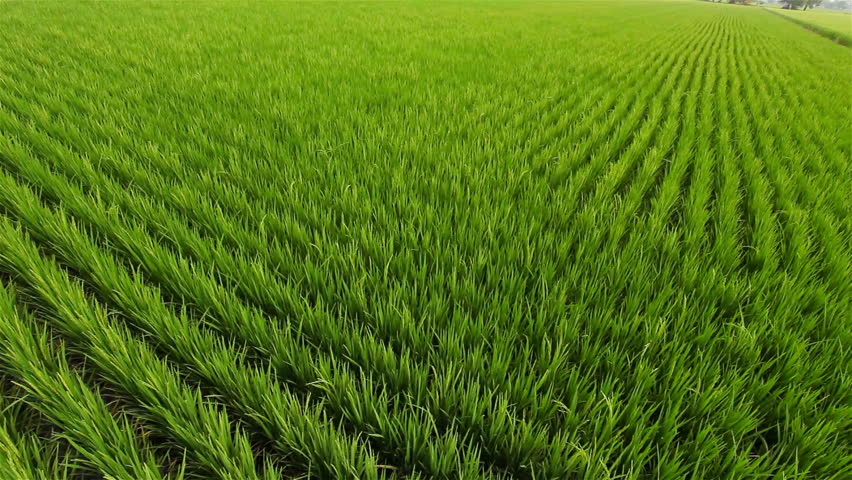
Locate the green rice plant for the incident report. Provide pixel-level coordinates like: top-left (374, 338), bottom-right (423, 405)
top-left (0, 220), bottom-right (276, 480)
top-left (0, 174), bottom-right (383, 478)
top-left (0, 140), bottom-right (476, 477)
top-left (0, 381), bottom-right (80, 480)
top-left (0, 283), bottom-right (170, 480)
top-left (0, 0), bottom-right (849, 478)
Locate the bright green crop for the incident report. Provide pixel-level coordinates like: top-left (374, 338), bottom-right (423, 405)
top-left (0, 1), bottom-right (849, 478)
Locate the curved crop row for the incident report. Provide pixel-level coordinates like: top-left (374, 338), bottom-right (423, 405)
top-left (0, 1), bottom-right (848, 478)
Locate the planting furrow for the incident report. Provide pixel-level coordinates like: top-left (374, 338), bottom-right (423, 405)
top-left (709, 20), bottom-right (746, 275)
top-left (579, 16), bottom-right (721, 251)
top-left (0, 109), bottom-right (684, 480)
top-left (641, 11), bottom-right (713, 238)
top-left (0, 172), bottom-right (392, 478)
top-left (727, 28), bottom-right (780, 275)
top-left (547, 21), bottom-right (713, 188)
top-left (0, 126), bottom-right (589, 478)
top-left (0, 381), bottom-right (77, 480)
top-left (0, 430), bottom-right (66, 480)
top-left (0, 283), bottom-right (169, 480)
top-left (0, 224), bottom-right (275, 480)
top-left (734, 23), bottom-right (851, 290)
top-left (0, 106), bottom-right (691, 478)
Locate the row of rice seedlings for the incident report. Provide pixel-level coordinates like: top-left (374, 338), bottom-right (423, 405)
top-left (709, 18), bottom-right (746, 277)
top-left (0, 112), bottom-right (400, 358)
top-left (0, 282), bottom-right (170, 480)
top-left (526, 22), bottom-right (714, 309)
top-left (685, 23), bottom-right (850, 476)
top-left (526, 31), bottom-right (693, 175)
top-left (0, 16), bottom-right (732, 474)
top-left (0, 20), bottom-right (704, 396)
top-left (0, 67), bottom-right (580, 480)
top-left (485, 42), bottom-right (648, 170)
top-left (120, 18), bottom-right (704, 298)
top-left (578, 18), bottom-right (719, 251)
top-left (730, 24), bottom-right (836, 303)
top-left (1, 110), bottom-right (612, 474)
top-left (752, 35), bottom-right (851, 216)
top-left (725, 45), bottom-right (778, 275)
top-left (742, 31), bottom-right (847, 476)
top-left (640, 8), bottom-right (713, 242)
top-left (0, 11), bottom-right (700, 350)
top-left (734, 26), bottom-right (851, 292)
top-left (528, 21), bottom-right (721, 325)
top-left (0, 138), bottom-right (491, 477)
top-left (0, 132), bottom-right (599, 476)
top-left (532, 26), bottom-right (723, 385)
top-left (410, 25), bottom-right (784, 472)
top-left (0, 171), bottom-right (392, 478)
top-left (774, 138), bottom-right (850, 291)
top-left (0, 3), bottom-right (576, 260)
top-left (0, 380), bottom-right (80, 480)
top-left (512, 16), bottom-right (812, 466)
top-left (680, 29), bottom-right (721, 269)
top-left (0, 2), bottom-right (848, 476)
top-left (736, 47), bottom-right (849, 298)
top-left (734, 46), bottom-right (816, 280)
top-left (65, 47), bottom-right (732, 468)
top-left (547, 21), bottom-right (711, 189)
top-left (0, 31), bottom-right (704, 474)
top-left (0, 221), bottom-right (276, 480)
top-left (762, 38), bottom-right (850, 182)
top-left (716, 13), bottom-right (844, 330)
top-left (580, 15), bottom-right (844, 472)
top-left (0, 65), bottom-right (501, 392)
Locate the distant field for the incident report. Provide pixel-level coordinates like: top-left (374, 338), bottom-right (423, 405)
top-left (769, 5), bottom-right (852, 43)
top-left (0, 1), bottom-right (850, 479)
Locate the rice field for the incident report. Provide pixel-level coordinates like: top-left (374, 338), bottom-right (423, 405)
top-left (768, 5), bottom-right (852, 45)
top-left (771, 6), bottom-right (852, 35)
top-left (0, 0), bottom-right (850, 478)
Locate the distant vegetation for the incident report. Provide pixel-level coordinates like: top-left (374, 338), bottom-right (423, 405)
top-left (779, 0), bottom-right (824, 10)
top-left (768, 4), bottom-right (852, 44)
top-left (0, 1), bottom-right (849, 479)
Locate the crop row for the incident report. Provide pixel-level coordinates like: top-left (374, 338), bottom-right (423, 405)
top-left (0, 1), bottom-right (849, 479)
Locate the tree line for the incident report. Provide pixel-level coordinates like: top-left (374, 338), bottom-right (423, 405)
top-left (703, 0), bottom-right (827, 10)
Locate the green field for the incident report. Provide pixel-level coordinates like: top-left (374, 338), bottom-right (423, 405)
top-left (769, 5), bottom-right (852, 44)
top-left (772, 6), bottom-right (852, 35)
top-left (0, 0), bottom-right (850, 478)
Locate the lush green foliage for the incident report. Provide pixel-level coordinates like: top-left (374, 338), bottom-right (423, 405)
top-left (0, 0), bottom-right (850, 478)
